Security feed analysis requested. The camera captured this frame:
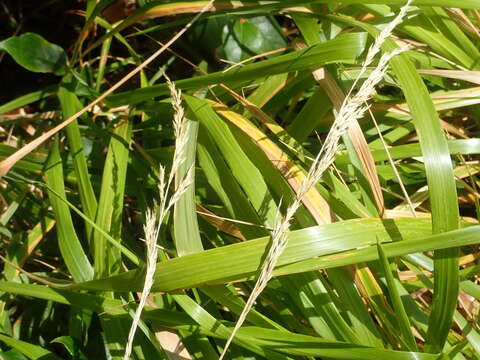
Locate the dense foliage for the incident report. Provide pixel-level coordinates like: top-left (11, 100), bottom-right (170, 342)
top-left (1, 0), bottom-right (480, 359)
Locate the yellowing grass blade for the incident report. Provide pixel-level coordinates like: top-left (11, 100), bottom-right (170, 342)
top-left (213, 102), bottom-right (332, 224)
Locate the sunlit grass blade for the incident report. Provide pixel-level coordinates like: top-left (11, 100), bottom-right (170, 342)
top-left (174, 120), bottom-right (203, 255)
top-left (69, 217), bottom-right (469, 292)
top-left (196, 127), bottom-right (268, 239)
top-left (107, 32), bottom-right (367, 107)
top-left (280, 272), bottom-right (361, 344)
top-left (185, 94), bottom-right (279, 227)
top-left (214, 101), bottom-right (331, 224)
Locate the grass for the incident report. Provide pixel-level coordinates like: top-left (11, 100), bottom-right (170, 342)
top-left (1, 0), bottom-right (480, 359)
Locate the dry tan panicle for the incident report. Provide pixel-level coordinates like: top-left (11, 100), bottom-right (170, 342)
top-left (123, 208), bottom-right (160, 360)
top-left (123, 75), bottom-right (195, 360)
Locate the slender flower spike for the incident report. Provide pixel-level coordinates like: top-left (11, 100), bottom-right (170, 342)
top-left (123, 75), bottom-right (195, 360)
top-left (218, 1), bottom-right (412, 358)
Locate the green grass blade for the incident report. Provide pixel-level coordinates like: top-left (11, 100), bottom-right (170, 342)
top-left (201, 285), bottom-right (285, 330)
top-left (0, 85), bottom-right (58, 115)
top-left (401, 12), bottom-right (476, 69)
top-left (423, 7), bottom-right (480, 62)
top-left (41, 181), bottom-right (139, 265)
top-left (174, 120), bottom-right (203, 255)
top-left (287, 87), bottom-right (331, 142)
top-left (233, 326), bottom-right (438, 360)
top-left (0, 334), bottom-right (61, 360)
top-left (185, 94), bottom-right (279, 227)
top-left (58, 75), bottom-right (98, 244)
top-left (71, 217), bottom-right (445, 292)
top-left (281, 272), bottom-right (361, 344)
top-left (3, 215), bottom-right (55, 282)
top-left (277, 225), bottom-right (477, 277)
top-left (44, 136), bottom-right (93, 282)
top-left (172, 293), bottom-right (288, 359)
top-left (1, 282), bottom-right (440, 360)
top-left (377, 242), bottom-right (417, 351)
top-left (0, 145), bottom-right (46, 173)
top-left (388, 34), bottom-right (460, 358)
top-left (336, 139), bottom-right (480, 165)
top-left (93, 118), bottom-right (132, 278)
top-left (197, 127), bottom-right (268, 239)
top-left (326, 267), bottom-right (383, 347)
top-left (107, 32), bottom-right (367, 107)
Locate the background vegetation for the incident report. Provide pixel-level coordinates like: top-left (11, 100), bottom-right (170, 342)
top-left (1, 0), bottom-right (480, 359)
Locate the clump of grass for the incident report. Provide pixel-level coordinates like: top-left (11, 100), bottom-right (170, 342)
top-left (2, 0), bottom-right (480, 358)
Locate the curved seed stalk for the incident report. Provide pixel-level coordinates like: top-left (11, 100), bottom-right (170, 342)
top-left (123, 78), bottom-right (193, 360)
top-left (218, 1), bottom-right (412, 358)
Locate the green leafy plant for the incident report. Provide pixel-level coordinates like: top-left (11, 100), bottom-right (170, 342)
top-left (1, 0), bottom-right (480, 359)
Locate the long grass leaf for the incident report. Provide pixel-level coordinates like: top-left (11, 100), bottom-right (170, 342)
top-left (0, 334), bottom-right (61, 360)
top-left (69, 218), bottom-right (473, 292)
top-left (58, 75), bottom-right (98, 244)
top-left (93, 118), bottom-right (132, 278)
top-left (174, 120), bottom-right (203, 255)
top-left (107, 33), bottom-right (367, 107)
top-left (44, 136), bottom-right (93, 282)
top-left (377, 242), bottom-right (417, 350)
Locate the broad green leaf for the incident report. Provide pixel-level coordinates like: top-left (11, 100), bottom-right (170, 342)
top-left (220, 16), bottom-right (286, 63)
top-left (0, 33), bottom-right (67, 75)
